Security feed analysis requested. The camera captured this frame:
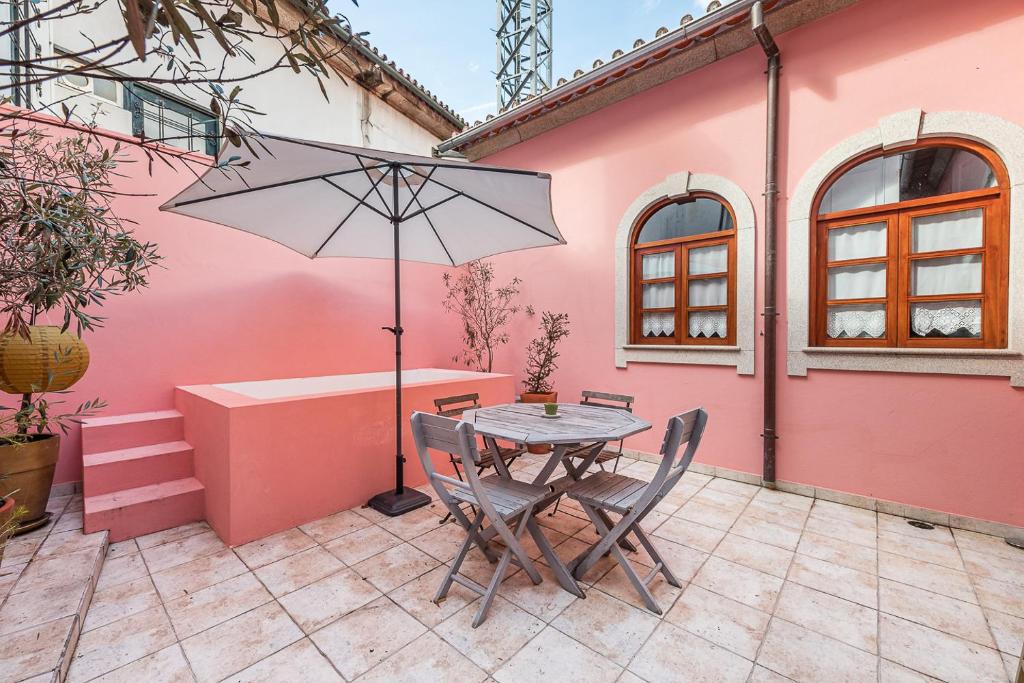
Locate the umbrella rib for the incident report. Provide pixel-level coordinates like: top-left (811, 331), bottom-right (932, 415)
top-left (398, 172), bottom-right (457, 267)
top-left (400, 192), bottom-right (462, 223)
top-left (398, 166), bottom-right (437, 218)
top-left (314, 171), bottom-right (392, 257)
top-left (358, 158), bottom-right (396, 220)
top-left (321, 177), bottom-right (392, 222)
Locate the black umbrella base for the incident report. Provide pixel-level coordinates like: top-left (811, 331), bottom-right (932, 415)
top-left (368, 487), bottom-right (431, 517)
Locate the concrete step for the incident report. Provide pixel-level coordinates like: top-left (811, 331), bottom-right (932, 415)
top-left (83, 441), bottom-right (194, 497)
top-left (84, 477), bottom-right (205, 542)
top-left (81, 410), bottom-right (184, 455)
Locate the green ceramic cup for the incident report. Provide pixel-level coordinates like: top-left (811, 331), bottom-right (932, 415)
top-left (544, 402), bottom-right (558, 416)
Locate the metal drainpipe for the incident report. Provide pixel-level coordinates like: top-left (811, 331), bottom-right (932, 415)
top-left (752, 2), bottom-right (780, 487)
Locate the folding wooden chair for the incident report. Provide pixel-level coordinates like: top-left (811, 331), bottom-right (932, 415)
top-left (433, 393), bottom-right (526, 524)
top-left (566, 408), bottom-right (708, 614)
top-left (411, 411), bottom-right (549, 627)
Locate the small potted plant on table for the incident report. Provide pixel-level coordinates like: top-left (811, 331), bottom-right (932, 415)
top-left (520, 311), bottom-right (570, 454)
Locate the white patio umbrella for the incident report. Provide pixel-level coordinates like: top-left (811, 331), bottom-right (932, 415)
top-left (160, 134), bottom-right (565, 516)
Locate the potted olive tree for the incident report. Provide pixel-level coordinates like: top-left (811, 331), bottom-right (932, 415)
top-left (521, 311), bottom-right (570, 454)
top-left (0, 125), bottom-right (161, 532)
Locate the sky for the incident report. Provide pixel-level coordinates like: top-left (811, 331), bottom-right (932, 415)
top-left (338, 1), bottom-right (720, 122)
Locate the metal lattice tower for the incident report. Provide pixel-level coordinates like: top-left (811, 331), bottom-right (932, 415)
top-left (495, 0), bottom-right (553, 112)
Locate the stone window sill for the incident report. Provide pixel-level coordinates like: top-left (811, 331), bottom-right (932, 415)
top-left (790, 346), bottom-right (1024, 387)
top-left (616, 344), bottom-right (753, 375)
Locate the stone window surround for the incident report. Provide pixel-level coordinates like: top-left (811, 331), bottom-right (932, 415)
top-left (787, 109), bottom-right (1024, 387)
top-left (614, 171), bottom-right (756, 374)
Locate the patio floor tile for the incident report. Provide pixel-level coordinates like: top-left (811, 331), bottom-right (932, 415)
top-left (787, 553), bottom-right (878, 609)
top-left (742, 499), bottom-right (810, 531)
top-left (675, 498), bottom-right (744, 530)
top-left (323, 524), bottom-right (402, 565)
top-left (879, 613), bottom-right (1007, 683)
top-left (228, 638), bottom-right (341, 682)
top-left (310, 596), bottom-right (426, 680)
top-left (652, 516), bottom-right (726, 553)
top-left (140, 530), bottom-right (227, 574)
top-left (810, 499), bottom-right (877, 527)
top-left (878, 578), bottom-right (994, 647)
top-left (164, 571), bottom-right (272, 639)
top-left (355, 630), bottom-right (487, 682)
top-left (878, 530), bottom-right (965, 570)
top-left (879, 513), bottom-right (955, 545)
top-left (756, 618), bottom-right (876, 683)
top-left (352, 542), bottom-right (440, 593)
top-left (13, 546), bottom-right (103, 594)
top-left (95, 552), bottom-right (149, 592)
top-left (628, 620), bottom-right (753, 683)
top-left (254, 546), bottom-right (344, 598)
top-left (410, 521), bottom-right (472, 562)
top-left (497, 564), bottom-right (576, 623)
top-left (377, 506), bottom-right (445, 541)
top-left (36, 529), bottom-right (107, 559)
top-left (233, 528), bottom-right (317, 570)
top-left (67, 605), bottom-right (176, 682)
top-left (590, 560), bottom-right (684, 612)
top-left (387, 563), bottom-right (479, 627)
top-left (436, 596), bottom-right (545, 671)
top-left (0, 580), bottom-right (89, 637)
top-left (692, 556), bottom-right (783, 612)
top-left (803, 513), bottom-right (877, 549)
top-left (150, 548), bottom-right (249, 601)
top-left (90, 644), bottom-right (194, 683)
top-left (0, 616), bottom-right (78, 683)
top-left (729, 514), bottom-right (802, 551)
top-left (961, 547), bottom-right (1024, 587)
top-left (665, 584), bottom-right (770, 659)
top-left (278, 568), bottom-right (381, 633)
top-left (180, 601), bottom-right (302, 683)
top-left (551, 588), bottom-right (659, 667)
top-left (493, 626), bottom-right (621, 683)
top-left (878, 658), bottom-right (940, 682)
top-left (105, 539), bottom-right (140, 560)
top-left (713, 532), bottom-right (794, 579)
top-left (83, 574), bottom-right (162, 632)
top-left (795, 530), bottom-right (877, 574)
top-left (135, 521), bottom-right (210, 550)
top-left (298, 509), bottom-right (372, 545)
top-left (953, 527), bottom-right (1024, 560)
top-left (877, 551), bottom-right (976, 603)
top-left (774, 582), bottom-right (878, 653)
top-left (973, 575), bottom-right (1024, 618)
top-left (981, 606), bottom-right (1024, 656)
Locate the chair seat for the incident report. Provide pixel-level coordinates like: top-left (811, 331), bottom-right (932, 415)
top-left (564, 444), bottom-right (620, 463)
top-left (453, 444), bottom-right (524, 469)
top-left (567, 471), bottom-right (647, 514)
top-left (450, 475), bottom-right (550, 519)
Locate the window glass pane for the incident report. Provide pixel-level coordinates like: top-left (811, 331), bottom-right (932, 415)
top-left (819, 147), bottom-right (996, 214)
top-left (912, 208), bottom-right (983, 253)
top-left (688, 277), bottom-right (727, 307)
top-left (641, 312), bottom-right (675, 338)
top-left (642, 283), bottom-right (674, 308)
top-left (911, 254), bottom-right (981, 296)
top-left (911, 301), bottom-right (981, 338)
top-left (92, 77), bottom-right (117, 102)
top-left (689, 311), bottom-right (727, 339)
top-left (827, 221), bottom-right (886, 261)
top-left (636, 197), bottom-right (733, 243)
top-left (688, 244), bottom-right (728, 275)
top-left (827, 303), bottom-right (886, 339)
top-left (641, 252), bottom-right (674, 279)
top-left (827, 263), bottom-right (886, 299)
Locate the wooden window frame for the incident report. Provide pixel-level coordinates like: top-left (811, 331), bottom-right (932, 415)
top-left (629, 193), bottom-right (737, 346)
top-left (810, 138), bottom-right (1009, 349)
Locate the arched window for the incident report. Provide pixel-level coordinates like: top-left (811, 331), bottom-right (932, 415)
top-left (811, 139), bottom-right (1008, 348)
top-left (631, 194), bottom-right (736, 345)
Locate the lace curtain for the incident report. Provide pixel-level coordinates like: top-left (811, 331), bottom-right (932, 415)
top-left (642, 312), bottom-right (674, 338)
top-left (689, 311), bottom-right (727, 338)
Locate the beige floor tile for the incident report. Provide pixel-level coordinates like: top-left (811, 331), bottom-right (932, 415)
top-left (352, 542), bottom-right (440, 593)
top-left (436, 596), bottom-right (545, 671)
top-left (552, 589), bottom-right (659, 666)
top-left (135, 521), bottom-right (210, 550)
top-left (225, 638), bottom-right (341, 682)
top-left (638, 509), bottom-right (670, 533)
top-left (538, 509), bottom-right (593, 537)
top-left (498, 564), bottom-right (577, 623)
top-left (879, 578), bottom-right (993, 647)
top-left (387, 563), bottom-right (479, 628)
top-left (254, 546), bottom-right (344, 598)
top-left (84, 575), bottom-right (162, 632)
top-left (550, 537), bottom-right (616, 583)
top-left (652, 516), bottom-right (727, 553)
top-left (810, 500), bottom-right (877, 527)
top-left (323, 524), bottom-right (402, 565)
top-left (878, 514), bottom-right (955, 545)
top-left (0, 580), bottom-right (89, 636)
top-left (775, 582), bottom-right (878, 653)
top-left (410, 522), bottom-right (471, 562)
top-left (355, 630), bottom-right (487, 683)
top-left (974, 575), bottom-right (1024, 618)
top-left (105, 539), bottom-right (140, 560)
top-left (0, 616), bottom-right (77, 683)
top-left (803, 514), bottom-right (877, 549)
top-left (629, 620), bottom-right (753, 683)
top-left (298, 509), bottom-right (372, 545)
top-left (13, 546), bottom-right (103, 594)
top-left (68, 606), bottom-right (176, 683)
top-left (1000, 651), bottom-right (1021, 682)
top-left (878, 659), bottom-right (941, 682)
top-left (714, 533), bottom-right (794, 579)
top-left (689, 486), bottom-right (750, 509)
top-left (165, 572), bottom-right (272, 639)
top-left (377, 507), bottom-right (445, 541)
top-left (493, 626), bottom-right (621, 683)
top-left (984, 607), bottom-right (1024, 656)
top-left (636, 536), bottom-right (708, 581)
top-left (879, 613), bottom-right (1006, 683)
top-left (141, 530), bottom-right (227, 574)
top-left (742, 500), bottom-right (810, 531)
top-left (788, 554), bottom-right (878, 609)
top-left (878, 530), bottom-right (965, 570)
top-left (962, 548), bottom-right (1024, 588)
top-left (878, 551), bottom-right (976, 603)
top-left (953, 528), bottom-right (1024, 561)
top-left (36, 530), bottom-right (107, 559)
top-left (591, 558), bottom-right (684, 612)
top-left (150, 548), bottom-right (249, 601)
top-left (180, 601), bottom-right (302, 683)
top-left (96, 552), bottom-right (149, 591)
top-left (705, 477), bottom-right (760, 499)
top-left (730, 515), bottom-right (802, 551)
top-left (796, 530), bottom-right (877, 575)
top-left (233, 528), bottom-right (316, 570)
top-left (90, 644), bottom-right (195, 683)
top-left (310, 597), bottom-right (427, 680)
top-left (666, 584), bottom-right (770, 659)
top-left (278, 568), bottom-right (381, 633)
top-left (752, 488), bottom-right (813, 512)
top-left (749, 664), bottom-right (795, 682)
top-left (3, 534), bottom-right (46, 565)
top-left (757, 618), bottom-right (876, 683)
top-left (693, 556), bottom-right (783, 612)
top-left (676, 499), bottom-right (743, 531)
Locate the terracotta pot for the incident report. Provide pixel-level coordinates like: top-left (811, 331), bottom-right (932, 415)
top-left (520, 391), bottom-right (557, 454)
top-left (0, 325), bottom-right (90, 394)
top-left (0, 434), bottom-right (59, 534)
top-left (0, 496), bottom-right (14, 565)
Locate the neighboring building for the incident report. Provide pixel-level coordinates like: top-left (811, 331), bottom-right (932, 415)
top-left (440, 0), bottom-right (1024, 529)
top-left (2, 0), bottom-right (464, 154)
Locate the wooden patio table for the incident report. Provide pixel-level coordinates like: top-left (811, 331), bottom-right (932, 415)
top-left (463, 402), bottom-right (652, 595)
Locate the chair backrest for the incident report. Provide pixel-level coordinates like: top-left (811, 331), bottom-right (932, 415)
top-left (632, 408), bottom-right (708, 514)
top-left (580, 390), bottom-right (634, 413)
top-left (434, 393), bottom-right (481, 418)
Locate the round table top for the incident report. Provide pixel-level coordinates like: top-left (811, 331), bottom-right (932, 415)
top-left (464, 402), bottom-right (651, 445)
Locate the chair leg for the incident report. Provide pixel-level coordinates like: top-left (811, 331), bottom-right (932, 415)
top-left (630, 523), bottom-right (680, 587)
top-left (549, 494), bottom-right (562, 516)
top-left (472, 508), bottom-right (537, 628)
top-left (526, 517), bottom-right (584, 597)
top-left (435, 510), bottom-right (486, 604)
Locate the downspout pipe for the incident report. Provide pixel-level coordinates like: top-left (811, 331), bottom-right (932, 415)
top-left (752, 1), bottom-right (780, 487)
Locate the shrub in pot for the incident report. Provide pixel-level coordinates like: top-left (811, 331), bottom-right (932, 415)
top-left (521, 311), bottom-right (570, 454)
top-left (0, 125), bottom-right (161, 532)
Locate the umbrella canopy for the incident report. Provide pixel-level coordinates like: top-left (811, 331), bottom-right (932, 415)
top-left (161, 134), bottom-right (566, 517)
top-left (160, 134), bottom-right (565, 265)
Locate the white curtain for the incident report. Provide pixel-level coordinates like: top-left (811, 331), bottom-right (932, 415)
top-left (911, 301), bottom-right (981, 337)
top-left (642, 312), bottom-right (674, 337)
top-left (828, 263), bottom-right (886, 299)
top-left (642, 252), bottom-right (674, 279)
top-left (689, 312), bottom-right (727, 338)
top-left (642, 283), bottom-right (675, 308)
top-left (689, 244), bottom-right (727, 275)
top-left (688, 277), bottom-right (727, 307)
top-left (912, 209), bottom-right (982, 253)
top-left (912, 254), bottom-right (981, 296)
top-left (828, 221), bottom-right (887, 260)
top-left (827, 304), bottom-right (886, 339)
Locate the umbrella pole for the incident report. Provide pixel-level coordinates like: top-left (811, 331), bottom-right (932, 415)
top-left (368, 163), bottom-right (431, 517)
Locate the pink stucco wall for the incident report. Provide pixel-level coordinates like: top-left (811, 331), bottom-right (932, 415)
top-left (475, 0), bottom-right (1024, 526)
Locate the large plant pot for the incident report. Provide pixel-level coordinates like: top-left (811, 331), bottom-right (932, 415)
top-left (521, 391), bottom-right (557, 455)
top-left (0, 434), bottom-right (59, 534)
top-left (0, 496), bottom-right (14, 566)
